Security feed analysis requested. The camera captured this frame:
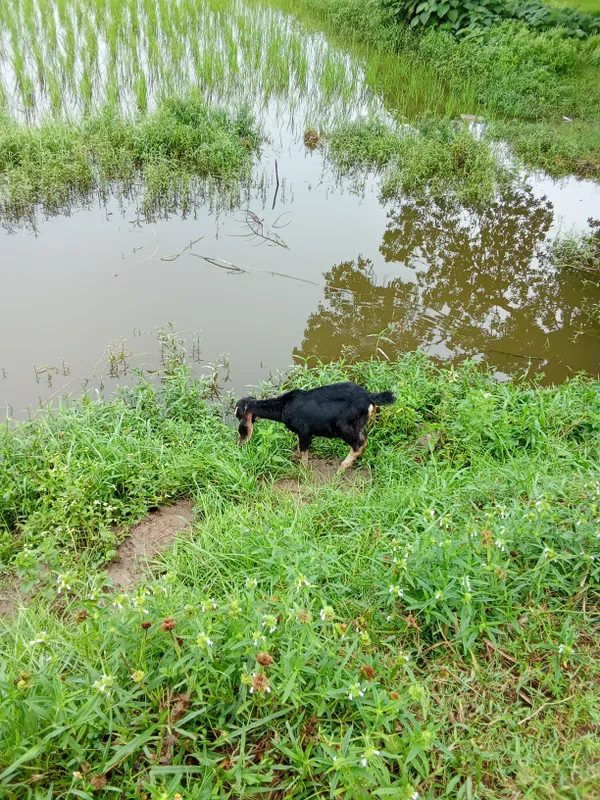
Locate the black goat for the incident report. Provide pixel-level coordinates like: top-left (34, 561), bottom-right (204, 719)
top-left (235, 382), bottom-right (396, 471)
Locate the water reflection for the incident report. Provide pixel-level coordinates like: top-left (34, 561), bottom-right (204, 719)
top-left (295, 187), bottom-right (600, 381)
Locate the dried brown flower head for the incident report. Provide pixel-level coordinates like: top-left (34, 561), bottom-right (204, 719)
top-left (297, 610), bottom-right (312, 624)
top-left (89, 774), bottom-right (107, 790)
top-left (160, 617), bottom-right (176, 631)
top-left (256, 652), bottom-right (274, 667)
top-left (390, 691), bottom-right (400, 700)
top-left (250, 672), bottom-right (271, 694)
top-left (360, 664), bottom-right (376, 680)
top-left (141, 621), bottom-right (152, 630)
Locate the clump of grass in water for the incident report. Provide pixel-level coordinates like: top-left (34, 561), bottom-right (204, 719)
top-left (550, 220), bottom-right (600, 274)
top-left (0, 95), bottom-right (262, 221)
top-left (326, 116), bottom-right (513, 204)
top-left (1, 353), bottom-right (599, 795)
top-left (491, 119), bottom-right (600, 180)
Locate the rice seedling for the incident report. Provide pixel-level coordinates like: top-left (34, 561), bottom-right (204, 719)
top-left (0, 0), bottom-right (386, 127)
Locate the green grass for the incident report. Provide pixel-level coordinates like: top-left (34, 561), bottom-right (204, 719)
top-left (1, 351), bottom-right (600, 797)
top-left (0, 95), bottom-right (261, 220)
top-left (547, 0), bottom-right (600, 13)
top-left (325, 117), bottom-right (513, 204)
top-left (549, 221), bottom-right (600, 273)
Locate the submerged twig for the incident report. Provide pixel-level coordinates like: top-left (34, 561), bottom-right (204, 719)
top-left (271, 159), bottom-right (280, 211)
top-left (234, 210), bottom-right (289, 249)
top-left (190, 253), bottom-right (318, 286)
top-left (138, 230), bottom-right (159, 264)
top-left (488, 348), bottom-right (544, 361)
top-left (161, 236), bottom-right (204, 262)
top-left (190, 254), bottom-right (247, 273)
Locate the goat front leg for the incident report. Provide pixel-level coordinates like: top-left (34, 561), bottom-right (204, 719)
top-left (297, 434), bottom-right (312, 466)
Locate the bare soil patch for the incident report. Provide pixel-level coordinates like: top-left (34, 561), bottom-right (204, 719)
top-left (275, 458), bottom-right (369, 500)
top-left (0, 577), bottom-right (21, 619)
top-left (107, 499), bottom-right (195, 590)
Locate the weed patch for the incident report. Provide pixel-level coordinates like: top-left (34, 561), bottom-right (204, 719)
top-left (0, 96), bottom-right (261, 221)
top-left (326, 117), bottom-right (512, 203)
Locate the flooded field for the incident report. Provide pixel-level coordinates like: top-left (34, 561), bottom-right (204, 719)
top-left (1, 0), bottom-right (600, 417)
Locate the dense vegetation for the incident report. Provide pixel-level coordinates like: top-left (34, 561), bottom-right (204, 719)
top-left (383, 0), bottom-right (600, 38)
top-left (266, 0), bottom-right (600, 179)
top-left (1, 354), bottom-right (600, 797)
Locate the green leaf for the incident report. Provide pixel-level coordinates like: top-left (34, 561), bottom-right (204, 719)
top-left (103, 726), bottom-right (158, 772)
top-left (448, 8), bottom-right (459, 20)
top-left (420, 10), bottom-right (432, 23)
top-left (437, 3), bottom-right (450, 15)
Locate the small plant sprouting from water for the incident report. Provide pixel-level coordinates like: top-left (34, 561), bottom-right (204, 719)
top-left (107, 338), bottom-right (132, 380)
top-left (157, 324), bottom-right (187, 376)
top-left (550, 220), bottom-right (600, 275)
top-left (303, 127), bottom-right (322, 150)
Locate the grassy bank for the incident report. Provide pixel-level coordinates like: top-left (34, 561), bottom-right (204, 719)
top-left (1, 354), bottom-right (600, 797)
top-left (325, 117), bottom-right (513, 204)
top-left (0, 95), bottom-right (260, 220)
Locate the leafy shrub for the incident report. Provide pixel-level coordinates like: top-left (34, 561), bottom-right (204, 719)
top-left (382, 0), bottom-right (600, 37)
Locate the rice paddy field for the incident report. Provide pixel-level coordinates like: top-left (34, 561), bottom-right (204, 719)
top-left (0, 0), bottom-right (599, 415)
top-left (1, 0), bottom-right (600, 797)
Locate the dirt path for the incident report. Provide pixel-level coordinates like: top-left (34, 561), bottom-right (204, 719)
top-left (107, 499), bottom-right (195, 590)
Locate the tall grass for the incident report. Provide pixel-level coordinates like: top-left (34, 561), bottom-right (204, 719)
top-left (325, 117), bottom-right (513, 204)
top-left (1, 354), bottom-right (599, 796)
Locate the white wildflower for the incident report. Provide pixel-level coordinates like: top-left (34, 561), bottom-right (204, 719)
top-left (360, 748), bottom-right (380, 767)
top-left (295, 574), bottom-right (311, 590)
top-left (348, 681), bottom-right (366, 701)
top-left (29, 631), bottom-right (48, 646)
top-left (93, 674), bottom-right (113, 695)
top-left (196, 632), bottom-right (213, 649)
top-left (262, 614), bottom-right (278, 634)
top-left (389, 585), bottom-right (404, 598)
top-left (56, 574), bottom-right (72, 594)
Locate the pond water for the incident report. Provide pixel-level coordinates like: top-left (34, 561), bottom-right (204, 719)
top-left (1, 1), bottom-right (600, 417)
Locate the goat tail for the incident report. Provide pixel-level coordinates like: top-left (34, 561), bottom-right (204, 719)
top-left (368, 390), bottom-right (396, 406)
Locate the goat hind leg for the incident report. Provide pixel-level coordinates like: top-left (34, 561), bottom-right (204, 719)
top-left (339, 436), bottom-right (368, 472)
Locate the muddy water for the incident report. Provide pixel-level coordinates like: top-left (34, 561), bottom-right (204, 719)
top-left (1, 122), bottom-right (600, 418)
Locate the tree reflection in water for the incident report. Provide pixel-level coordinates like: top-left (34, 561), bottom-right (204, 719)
top-left (295, 186), bottom-right (600, 381)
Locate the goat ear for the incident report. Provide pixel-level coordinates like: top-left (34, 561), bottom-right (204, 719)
top-left (238, 411), bottom-right (254, 444)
